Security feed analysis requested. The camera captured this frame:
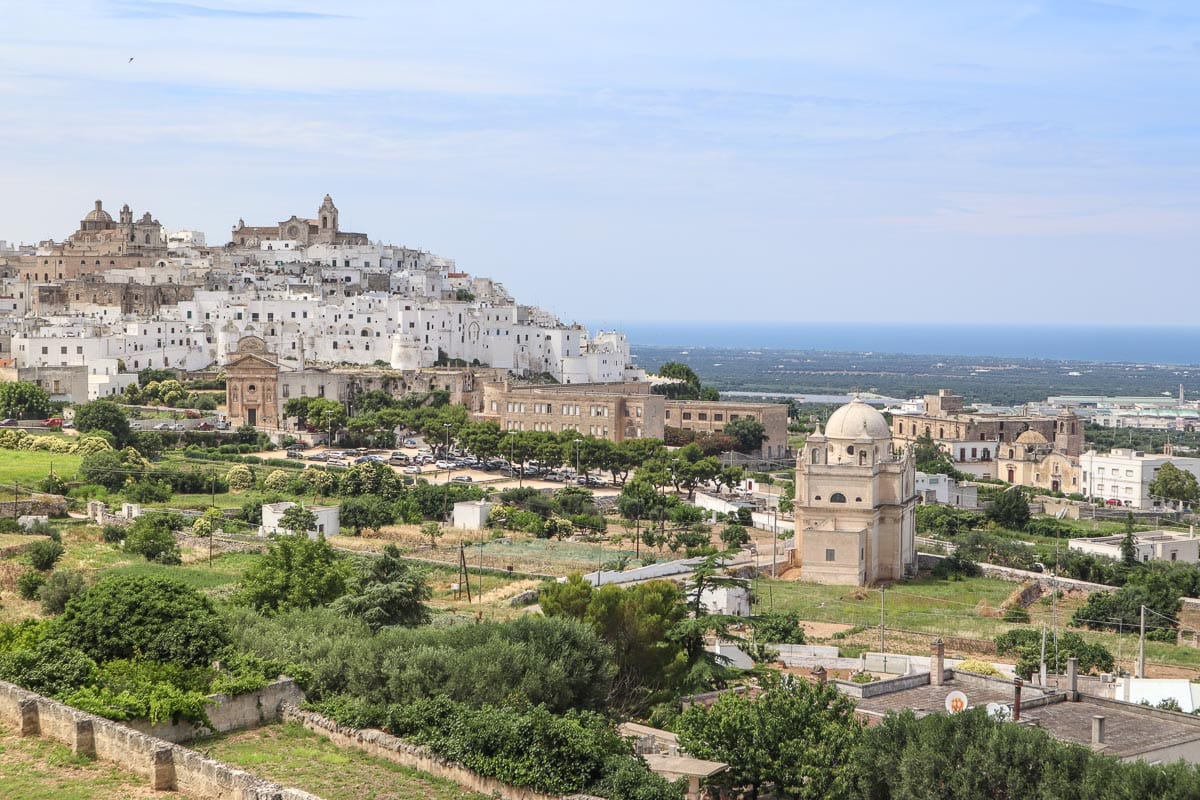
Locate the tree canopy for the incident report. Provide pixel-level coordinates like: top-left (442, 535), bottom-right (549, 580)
top-left (1149, 462), bottom-right (1200, 507)
top-left (0, 381), bottom-right (50, 420)
top-left (74, 400), bottom-right (133, 447)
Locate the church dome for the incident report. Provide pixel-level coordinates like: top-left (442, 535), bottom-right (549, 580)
top-left (1015, 429), bottom-right (1048, 445)
top-left (84, 200), bottom-right (112, 223)
top-left (824, 397), bottom-right (890, 440)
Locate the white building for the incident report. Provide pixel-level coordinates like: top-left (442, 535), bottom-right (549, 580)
top-left (915, 471), bottom-right (979, 508)
top-left (1079, 449), bottom-right (1200, 509)
top-left (259, 501), bottom-right (340, 539)
top-left (1069, 530), bottom-right (1200, 565)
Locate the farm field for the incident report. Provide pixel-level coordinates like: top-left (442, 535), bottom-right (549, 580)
top-left (205, 722), bottom-right (488, 800)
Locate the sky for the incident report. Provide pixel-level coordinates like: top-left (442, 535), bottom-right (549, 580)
top-left (1, 1), bottom-right (1198, 328)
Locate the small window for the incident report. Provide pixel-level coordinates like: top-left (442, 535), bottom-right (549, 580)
top-left (830, 493), bottom-right (846, 503)
top-left (825, 548), bottom-right (836, 562)
top-left (847, 445), bottom-right (855, 455)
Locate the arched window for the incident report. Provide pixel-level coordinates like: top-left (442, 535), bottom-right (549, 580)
top-left (1008, 449), bottom-right (1014, 459)
top-left (859, 451), bottom-right (867, 466)
top-left (847, 445), bottom-right (855, 455)
top-left (322, 216), bottom-right (328, 229)
top-left (811, 449), bottom-right (820, 464)
top-left (361, 329), bottom-right (370, 337)
top-left (830, 492), bottom-right (847, 503)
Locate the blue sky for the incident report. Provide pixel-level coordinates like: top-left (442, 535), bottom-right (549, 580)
top-left (1, 1), bottom-right (1198, 326)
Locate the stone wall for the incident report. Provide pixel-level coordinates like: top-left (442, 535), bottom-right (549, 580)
top-left (0, 535), bottom-right (48, 559)
top-left (0, 679), bottom-right (324, 800)
top-left (128, 678), bottom-right (304, 743)
top-left (0, 494), bottom-right (68, 518)
top-left (280, 704), bottom-right (559, 800)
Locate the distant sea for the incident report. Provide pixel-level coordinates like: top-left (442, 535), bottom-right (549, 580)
top-left (599, 322), bottom-right (1200, 365)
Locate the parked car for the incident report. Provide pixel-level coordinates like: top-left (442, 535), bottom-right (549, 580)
top-left (403, 466), bottom-right (422, 474)
top-left (435, 460), bottom-right (454, 470)
top-left (451, 475), bottom-right (473, 483)
top-left (404, 438), bottom-right (418, 446)
top-left (42, 417), bottom-right (63, 427)
top-left (286, 449), bottom-right (304, 459)
top-left (196, 422), bottom-right (214, 431)
top-left (307, 453), bottom-right (329, 462)
top-left (153, 422), bottom-right (171, 430)
top-left (329, 457), bottom-right (349, 467)
top-left (0, 419), bottom-right (16, 427)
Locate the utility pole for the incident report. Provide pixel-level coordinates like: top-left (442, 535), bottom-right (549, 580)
top-left (1138, 605), bottom-right (1146, 679)
top-left (1039, 623), bottom-right (1047, 686)
top-left (880, 587), bottom-right (886, 654)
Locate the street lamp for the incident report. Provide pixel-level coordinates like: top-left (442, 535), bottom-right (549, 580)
top-left (442, 422), bottom-right (453, 523)
top-left (574, 438), bottom-right (582, 481)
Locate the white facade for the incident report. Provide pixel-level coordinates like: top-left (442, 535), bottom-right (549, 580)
top-left (1079, 449), bottom-right (1200, 509)
top-left (1069, 531), bottom-right (1200, 564)
top-left (452, 500), bottom-right (494, 530)
top-left (259, 501), bottom-right (340, 539)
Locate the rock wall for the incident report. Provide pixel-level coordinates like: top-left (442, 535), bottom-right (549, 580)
top-left (128, 678), bottom-right (304, 743)
top-left (0, 494), bottom-right (67, 518)
top-left (0, 679), bottom-right (324, 800)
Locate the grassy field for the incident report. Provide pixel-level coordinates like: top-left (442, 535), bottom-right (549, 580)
top-left (0, 724), bottom-right (180, 799)
top-left (205, 722), bottom-right (488, 800)
top-left (0, 451), bottom-right (82, 487)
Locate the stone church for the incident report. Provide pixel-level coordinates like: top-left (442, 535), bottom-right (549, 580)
top-left (230, 195), bottom-right (369, 248)
top-left (794, 397), bottom-right (918, 585)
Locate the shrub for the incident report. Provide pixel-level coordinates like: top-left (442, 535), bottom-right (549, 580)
top-left (263, 470), bottom-right (291, 492)
top-left (38, 473), bottom-right (67, 495)
top-left (55, 575), bottom-right (229, 667)
top-left (16, 570), bottom-right (45, 600)
top-left (227, 464), bottom-right (255, 490)
top-left (124, 479), bottom-right (173, 503)
top-left (0, 638), bottom-right (97, 696)
top-left (931, 552), bottom-right (982, 580)
top-left (957, 659), bottom-right (1001, 677)
top-left (752, 611), bottom-right (806, 644)
top-left (101, 524), bottom-right (125, 543)
top-left (39, 569), bottom-right (87, 614)
top-left (124, 515), bottom-right (182, 564)
top-left (28, 539), bottom-right (64, 571)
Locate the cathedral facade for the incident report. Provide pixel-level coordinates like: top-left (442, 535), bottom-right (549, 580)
top-left (230, 195), bottom-right (369, 247)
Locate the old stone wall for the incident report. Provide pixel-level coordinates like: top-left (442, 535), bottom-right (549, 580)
top-left (0, 535), bottom-right (48, 559)
top-left (0, 494), bottom-right (68, 518)
top-left (128, 679), bottom-right (304, 743)
top-left (0, 679), bottom-right (324, 800)
top-left (280, 704), bottom-right (559, 800)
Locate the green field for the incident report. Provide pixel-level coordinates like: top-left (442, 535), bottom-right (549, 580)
top-left (0, 724), bottom-right (181, 799)
top-left (206, 722), bottom-right (487, 800)
top-left (0, 450), bottom-right (82, 487)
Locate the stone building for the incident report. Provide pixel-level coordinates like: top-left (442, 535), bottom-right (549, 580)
top-left (224, 336), bottom-right (287, 428)
top-left (663, 399), bottom-right (789, 459)
top-left (476, 381), bottom-right (666, 442)
top-left (230, 195), bottom-right (368, 248)
top-left (794, 397), bottom-right (917, 586)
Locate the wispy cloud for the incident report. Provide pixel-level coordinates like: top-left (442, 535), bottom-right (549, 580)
top-left (106, 1), bottom-right (350, 20)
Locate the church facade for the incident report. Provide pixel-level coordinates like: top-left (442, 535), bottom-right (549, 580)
top-left (231, 195), bottom-right (369, 248)
top-left (794, 398), bottom-right (918, 586)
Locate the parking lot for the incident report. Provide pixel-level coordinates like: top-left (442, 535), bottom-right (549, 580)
top-left (259, 442), bottom-right (621, 496)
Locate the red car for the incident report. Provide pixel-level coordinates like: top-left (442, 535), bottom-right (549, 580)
top-left (41, 417), bottom-right (63, 427)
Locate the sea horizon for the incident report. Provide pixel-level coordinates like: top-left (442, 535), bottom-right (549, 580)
top-left (596, 322), bottom-right (1200, 366)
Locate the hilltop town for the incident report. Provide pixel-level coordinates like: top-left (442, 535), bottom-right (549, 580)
top-left (2, 200), bottom-right (1200, 800)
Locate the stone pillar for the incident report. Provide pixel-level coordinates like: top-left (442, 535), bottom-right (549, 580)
top-left (930, 638), bottom-right (945, 687)
top-left (1092, 716), bottom-right (1106, 747)
top-left (16, 698), bottom-right (39, 736)
top-left (1067, 657), bottom-right (1079, 701)
top-left (150, 745), bottom-right (175, 791)
top-left (1012, 678), bottom-right (1023, 722)
top-left (71, 717), bottom-right (95, 757)
top-left (811, 665), bottom-right (827, 685)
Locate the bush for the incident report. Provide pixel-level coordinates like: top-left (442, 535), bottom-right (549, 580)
top-left (124, 515), bottom-right (182, 564)
top-left (931, 552), bottom-right (981, 580)
top-left (16, 570), bottom-right (45, 600)
top-left (0, 637), bottom-right (97, 696)
top-left (55, 575), bottom-right (229, 667)
top-left (38, 473), bottom-right (67, 495)
top-left (227, 464), bottom-right (255, 490)
top-left (263, 470), bottom-right (291, 492)
top-left (1002, 606), bottom-right (1031, 623)
top-left (957, 659), bottom-right (1001, 676)
top-left (27, 539), bottom-right (64, 571)
top-left (101, 524), bottom-right (125, 543)
top-left (39, 569), bottom-right (87, 614)
top-left (124, 479), bottom-right (173, 503)
top-left (752, 611), bottom-right (806, 644)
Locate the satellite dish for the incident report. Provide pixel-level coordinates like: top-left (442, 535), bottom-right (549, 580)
top-left (986, 702), bottom-right (1008, 719)
top-left (945, 690), bottom-right (969, 714)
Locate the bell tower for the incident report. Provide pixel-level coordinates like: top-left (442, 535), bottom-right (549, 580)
top-left (317, 194), bottom-right (339, 242)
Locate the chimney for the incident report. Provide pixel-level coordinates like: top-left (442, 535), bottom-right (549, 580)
top-left (930, 638), bottom-right (945, 686)
top-left (811, 665), bottom-right (827, 686)
top-left (1067, 657), bottom-right (1079, 701)
top-left (1012, 678), bottom-right (1023, 722)
top-left (1092, 715), bottom-right (1106, 747)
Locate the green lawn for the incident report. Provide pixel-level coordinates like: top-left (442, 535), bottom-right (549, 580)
top-left (0, 724), bottom-right (181, 799)
top-left (0, 450), bottom-right (82, 487)
top-left (755, 575), bottom-right (1019, 639)
top-left (205, 722), bottom-right (488, 800)
top-left (100, 552), bottom-right (261, 591)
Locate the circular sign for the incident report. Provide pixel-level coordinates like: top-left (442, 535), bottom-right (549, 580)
top-left (945, 690), bottom-right (969, 714)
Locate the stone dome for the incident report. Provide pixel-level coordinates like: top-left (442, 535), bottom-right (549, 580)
top-left (84, 200), bottom-right (112, 223)
top-left (1015, 429), bottom-right (1048, 445)
top-left (824, 397), bottom-right (891, 440)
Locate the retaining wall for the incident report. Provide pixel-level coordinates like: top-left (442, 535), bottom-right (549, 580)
top-left (0, 535), bottom-right (48, 559)
top-left (0, 679), bottom-right (323, 800)
top-left (280, 704), bottom-right (558, 800)
top-left (0, 495), bottom-right (67, 518)
top-left (128, 679), bottom-right (304, 743)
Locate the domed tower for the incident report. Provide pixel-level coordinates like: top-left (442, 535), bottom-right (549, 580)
top-left (317, 194), bottom-right (339, 243)
top-left (1054, 407), bottom-right (1083, 457)
top-left (794, 397), bottom-right (917, 586)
